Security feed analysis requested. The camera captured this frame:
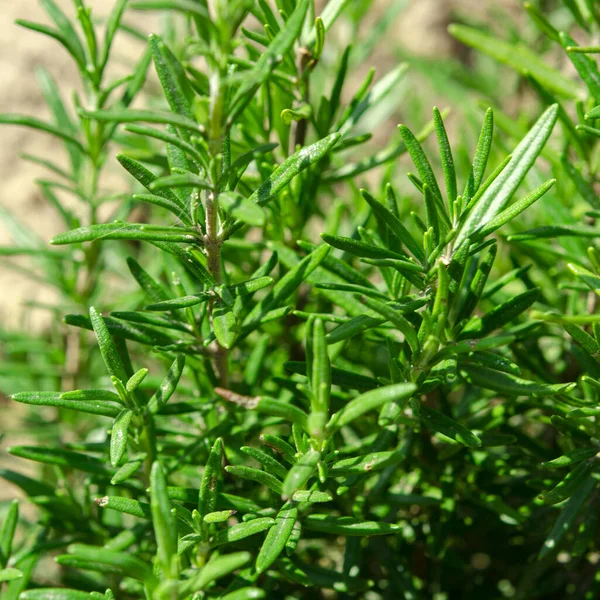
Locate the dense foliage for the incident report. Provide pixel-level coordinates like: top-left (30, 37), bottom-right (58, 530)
top-left (3, 0), bottom-right (600, 598)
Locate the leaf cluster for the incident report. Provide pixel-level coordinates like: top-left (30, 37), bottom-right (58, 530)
top-left (3, 1), bottom-right (600, 599)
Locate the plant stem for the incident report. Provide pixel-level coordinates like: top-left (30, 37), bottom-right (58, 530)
top-left (291, 47), bottom-right (311, 153)
top-left (205, 190), bottom-right (228, 386)
top-left (204, 191), bottom-right (222, 283)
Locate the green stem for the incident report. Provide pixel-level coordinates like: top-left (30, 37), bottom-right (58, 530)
top-left (205, 190), bottom-right (229, 386)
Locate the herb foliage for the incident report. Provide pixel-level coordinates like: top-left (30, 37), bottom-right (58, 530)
top-left (1, 1), bottom-right (600, 598)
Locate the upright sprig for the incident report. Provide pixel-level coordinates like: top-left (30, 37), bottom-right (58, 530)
top-left (0, 0), bottom-right (151, 391)
top-left (447, 1), bottom-right (600, 587)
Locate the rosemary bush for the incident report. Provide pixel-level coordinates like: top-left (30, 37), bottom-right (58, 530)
top-left (2, 0), bottom-right (600, 598)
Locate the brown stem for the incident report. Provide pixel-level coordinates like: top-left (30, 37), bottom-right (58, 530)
top-left (290, 47), bottom-right (312, 154)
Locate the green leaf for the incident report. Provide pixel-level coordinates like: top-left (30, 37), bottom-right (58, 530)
top-left (282, 451), bottom-right (321, 500)
top-left (291, 490), bottom-right (332, 502)
top-left (127, 368), bottom-right (149, 393)
top-left (256, 504), bottom-right (298, 574)
top-left (328, 383), bottom-right (416, 430)
top-left (456, 244), bottom-right (497, 323)
top-left (321, 232), bottom-right (408, 261)
top-left (359, 296), bottom-right (419, 355)
top-left (398, 124), bottom-right (449, 227)
top-left (242, 244), bottom-right (330, 331)
top-left (8, 446), bottom-right (113, 477)
top-left (433, 106), bottom-right (457, 206)
top-left (179, 552), bottom-right (251, 595)
top-left (423, 184), bottom-right (441, 245)
top-left (94, 496), bottom-right (151, 519)
top-left (147, 355), bottom-right (186, 413)
top-left (111, 457), bottom-right (145, 485)
top-left (62, 544), bottom-right (156, 583)
top-left (150, 173), bottom-right (212, 192)
top-left (462, 364), bottom-right (576, 396)
top-left (0, 568), bottom-right (23, 582)
top-left (560, 31), bottom-right (600, 103)
top-left (561, 155), bottom-right (600, 210)
top-left (330, 451), bottom-right (404, 476)
top-left (464, 108), bottom-right (494, 201)
top-left (65, 313), bottom-right (178, 348)
top-left (146, 294), bottom-right (211, 311)
top-left (285, 361), bottom-right (378, 391)
top-left (241, 447), bottom-right (287, 480)
top-left (567, 263), bottom-right (600, 296)
top-left (213, 301), bottom-right (237, 349)
top-left (149, 34), bottom-right (194, 122)
top-left (257, 398), bottom-right (311, 431)
top-left (564, 322), bottom-right (600, 362)
top-left (540, 462), bottom-right (593, 506)
top-left (0, 500), bottom-right (18, 569)
top-left (229, 0), bottom-right (310, 122)
top-left (0, 469), bottom-right (56, 498)
top-left (89, 307), bottom-right (128, 383)
top-left (37, 68), bottom-right (82, 172)
top-left (303, 515), bottom-right (401, 535)
top-left (216, 389), bottom-right (310, 431)
top-left (220, 192), bottom-right (266, 227)
top-left (220, 588), bottom-right (266, 600)
top-left (524, 2), bottom-right (560, 42)
top-left (247, 133), bottom-right (340, 206)
top-left (307, 0), bottom-right (351, 45)
top-left (99, 0), bottom-right (128, 73)
top-left (225, 465), bottom-right (283, 495)
top-left (462, 351), bottom-right (520, 375)
top-left (459, 288), bottom-right (540, 340)
top-left (260, 435), bottom-right (297, 465)
top-left (110, 410), bottom-right (133, 467)
top-left (0, 115), bottom-right (85, 151)
top-left (16, 19), bottom-right (85, 74)
top-left (150, 462), bottom-right (178, 577)
top-left (448, 25), bottom-right (579, 98)
top-left (20, 590), bottom-right (92, 600)
top-left (210, 518), bottom-right (276, 548)
top-left (204, 510), bottom-right (237, 524)
top-left (474, 179), bottom-right (555, 239)
top-left (50, 223), bottom-right (199, 245)
top-left (125, 124), bottom-right (207, 169)
top-left (412, 400), bottom-right (481, 447)
top-left (539, 475), bottom-right (596, 559)
top-left (40, 0), bottom-right (87, 66)
top-left (324, 300), bottom-right (421, 345)
top-left (509, 224), bottom-right (600, 241)
top-left (81, 108), bottom-right (200, 133)
top-left (361, 189), bottom-right (424, 262)
top-left (131, 0), bottom-right (209, 18)
top-left (281, 104), bottom-right (313, 125)
top-left (117, 154), bottom-right (185, 209)
top-left (225, 277), bottom-right (274, 297)
top-left (584, 105), bottom-right (600, 119)
top-left (127, 256), bottom-right (170, 304)
top-left (456, 104), bottom-right (558, 247)
top-left (339, 64), bottom-right (408, 136)
top-left (542, 448), bottom-right (598, 470)
top-left (198, 438), bottom-right (223, 533)
top-left (11, 391), bottom-right (120, 418)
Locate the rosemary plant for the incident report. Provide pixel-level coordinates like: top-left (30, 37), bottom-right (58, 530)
top-left (2, 1), bottom-right (600, 599)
